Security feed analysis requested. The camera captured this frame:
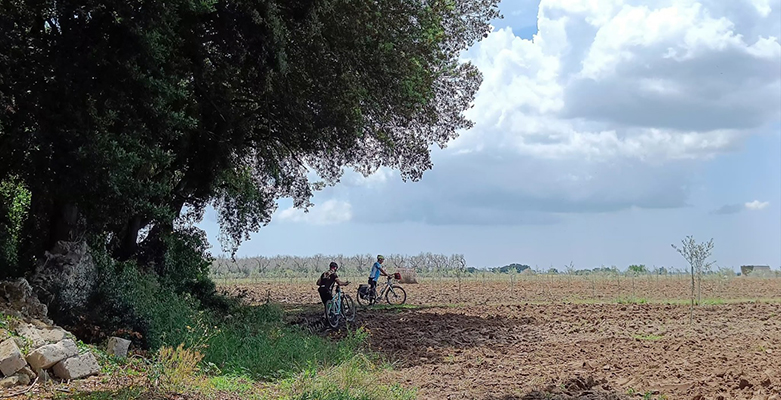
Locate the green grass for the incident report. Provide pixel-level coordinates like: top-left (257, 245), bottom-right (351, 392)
top-left (45, 299), bottom-right (414, 400)
top-left (616, 297), bottom-right (648, 304)
top-left (53, 387), bottom-right (149, 400)
top-left (277, 354), bottom-right (416, 400)
top-left (203, 304), bottom-right (369, 380)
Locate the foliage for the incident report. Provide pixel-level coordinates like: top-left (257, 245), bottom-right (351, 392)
top-left (0, 0), bottom-right (501, 272)
top-left (628, 264), bottom-right (647, 275)
top-left (0, 178), bottom-right (30, 278)
top-left (492, 263), bottom-right (531, 274)
top-left (86, 249), bottom-right (207, 349)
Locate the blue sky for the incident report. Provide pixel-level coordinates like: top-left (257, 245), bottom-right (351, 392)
top-left (198, 0), bottom-right (781, 271)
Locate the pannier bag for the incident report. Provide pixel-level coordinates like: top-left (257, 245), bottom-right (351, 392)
top-left (358, 284), bottom-right (370, 299)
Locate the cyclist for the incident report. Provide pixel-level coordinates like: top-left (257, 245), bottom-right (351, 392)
top-left (368, 254), bottom-right (389, 299)
top-left (317, 262), bottom-right (349, 309)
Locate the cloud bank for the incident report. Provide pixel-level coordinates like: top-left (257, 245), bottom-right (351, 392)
top-left (280, 0), bottom-right (781, 226)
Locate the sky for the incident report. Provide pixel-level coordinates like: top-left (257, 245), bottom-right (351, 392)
top-left (198, 0), bottom-right (781, 271)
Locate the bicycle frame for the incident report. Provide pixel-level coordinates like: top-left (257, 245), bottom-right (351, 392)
top-left (375, 276), bottom-right (395, 299)
top-left (326, 284), bottom-right (355, 328)
top-left (332, 286), bottom-right (343, 313)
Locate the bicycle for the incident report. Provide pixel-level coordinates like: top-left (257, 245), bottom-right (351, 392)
top-left (324, 283), bottom-right (356, 328)
top-left (356, 273), bottom-right (407, 306)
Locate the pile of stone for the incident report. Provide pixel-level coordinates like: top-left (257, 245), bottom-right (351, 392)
top-left (0, 321), bottom-right (100, 387)
top-left (0, 278), bottom-right (131, 388)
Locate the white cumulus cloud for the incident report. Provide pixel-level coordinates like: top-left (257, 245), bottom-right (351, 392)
top-left (278, 199), bottom-right (353, 225)
top-left (456, 0), bottom-right (781, 162)
top-left (341, 0), bottom-right (781, 225)
top-left (745, 200), bottom-right (770, 210)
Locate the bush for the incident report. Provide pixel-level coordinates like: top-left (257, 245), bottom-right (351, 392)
top-left (159, 227), bottom-right (215, 298)
top-left (86, 246), bottom-right (203, 349)
top-left (0, 179), bottom-right (30, 279)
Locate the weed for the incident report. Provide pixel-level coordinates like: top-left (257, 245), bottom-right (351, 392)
top-left (52, 386), bottom-right (148, 400)
top-left (153, 343), bottom-right (204, 393)
top-left (278, 354), bottom-right (416, 400)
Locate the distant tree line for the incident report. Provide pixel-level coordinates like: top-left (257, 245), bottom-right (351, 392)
top-left (210, 255), bottom-right (748, 280)
top-left (210, 253), bottom-right (470, 279)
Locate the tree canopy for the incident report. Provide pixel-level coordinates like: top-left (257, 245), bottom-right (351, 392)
top-left (0, 0), bottom-right (500, 271)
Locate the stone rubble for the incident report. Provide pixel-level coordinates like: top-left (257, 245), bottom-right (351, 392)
top-left (0, 339), bottom-right (26, 376)
top-left (107, 336), bottom-right (131, 358)
top-left (26, 339), bottom-right (79, 370)
top-left (0, 278), bottom-right (123, 387)
top-left (52, 352), bottom-right (101, 380)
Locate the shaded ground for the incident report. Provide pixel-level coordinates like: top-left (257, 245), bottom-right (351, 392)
top-left (232, 279), bottom-right (781, 400)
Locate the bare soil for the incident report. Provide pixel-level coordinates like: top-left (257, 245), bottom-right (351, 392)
top-left (223, 278), bottom-right (781, 399)
top-left (220, 275), bottom-right (781, 306)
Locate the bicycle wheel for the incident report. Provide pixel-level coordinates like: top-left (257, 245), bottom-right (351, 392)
top-left (356, 288), bottom-right (369, 307)
top-left (325, 300), bottom-right (340, 328)
top-left (385, 285), bottom-right (406, 305)
top-left (342, 294), bottom-right (356, 322)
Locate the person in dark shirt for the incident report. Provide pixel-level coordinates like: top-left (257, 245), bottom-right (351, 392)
top-left (317, 262), bottom-right (349, 308)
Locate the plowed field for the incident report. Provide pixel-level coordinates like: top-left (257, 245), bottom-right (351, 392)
top-left (219, 278), bottom-right (781, 399)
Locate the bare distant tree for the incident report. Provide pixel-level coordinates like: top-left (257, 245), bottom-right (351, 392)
top-left (292, 257), bottom-right (309, 275)
top-left (255, 256), bottom-right (270, 277)
top-left (391, 254), bottom-right (407, 269)
top-left (672, 236), bottom-right (716, 324)
top-left (565, 261), bottom-right (576, 275)
top-left (312, 254), bottom-right (325, 272)
top-left (452, 254), bottom-right (467, 301)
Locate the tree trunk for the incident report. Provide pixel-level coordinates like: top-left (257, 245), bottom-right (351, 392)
top-left (115, 215), bottom-right (148, 261)
top-left (49, 202), bottom-right (79, 249)
top-left (690, 264), bottom-right (695, 325)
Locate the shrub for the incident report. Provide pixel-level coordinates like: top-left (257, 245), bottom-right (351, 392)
top-left (0, 178), bottom-right (30, 279)
top-left (86, 247), bottom-right (203, 349)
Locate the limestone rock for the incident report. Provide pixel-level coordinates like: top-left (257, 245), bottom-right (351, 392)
top-left (107, 337), bottom-right (131, 358)
top-left (17, 323), bottom-right (67, 347)
top-left (52, 352), bottom-right (100, 380)
top-left (16, 323), bottom-right (46, 348)
top-left (0, 278), bottom-right (50, 323)
top-left (0, 376), bottom-right (19, 388)
top-left (30, 241), bottom-right (96, 323)
top-left (36, 368), bottom-right (51, 383)
top-left (26, 339), bottom-right (78, 370)
top-left (12, 370), bottom-right (30, 386)
top-left (0, 338), bottom-right (26, 376)
top-left (16, 366), bottom-right (35, 381)
top-left (39, 326), bottom-right (68, 343)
